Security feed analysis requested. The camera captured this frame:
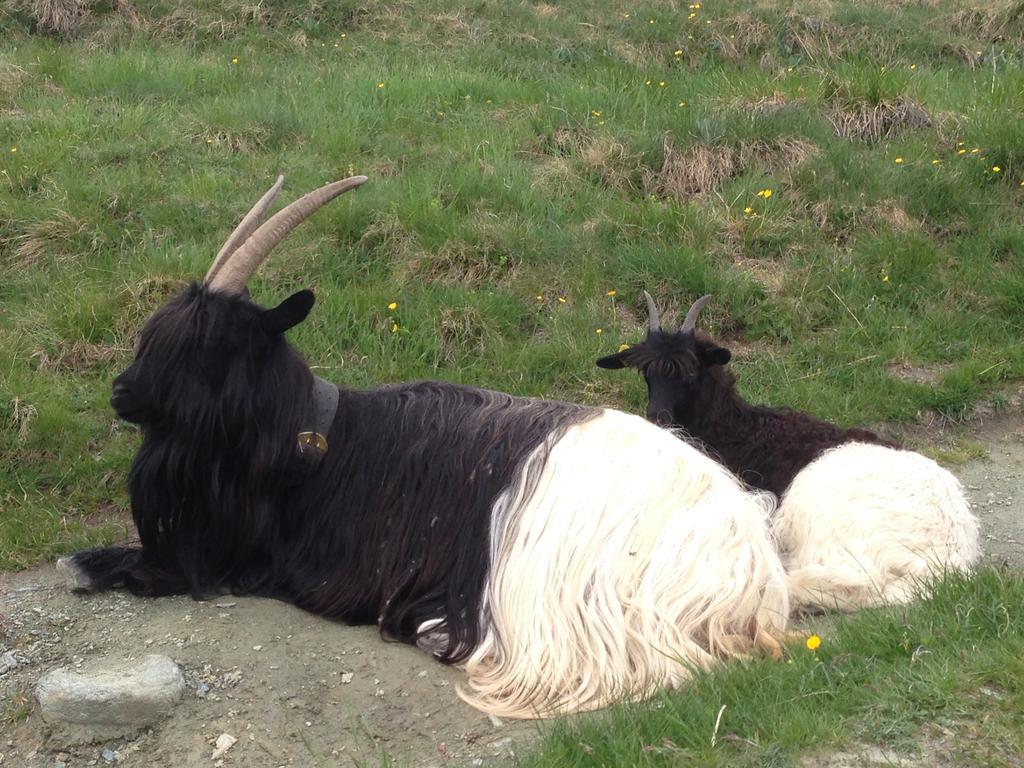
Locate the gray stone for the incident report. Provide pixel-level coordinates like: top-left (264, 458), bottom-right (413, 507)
top-left (36, 655), bottom-right (184, 736)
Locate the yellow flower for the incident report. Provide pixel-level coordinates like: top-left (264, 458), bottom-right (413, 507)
top-left (377, 82), bottom-right (385, 89)
top-left (649, 19), bottom-right (655, 24)
top-left (678, 101), bottom-right (687, 108)
top-left (207, 138), bottom-right (213, 144)
top-left (334, 43), bottom-right (339, 48)
top-left (618, 344), bottom-right (631, 352)
top-left (591, 110), bottom-right (602, 117)
top-left (595, 328), bottom-right (603, 334)
top-left (10, 147), bottom-right (17, 153)
top-left (1020, 180), bottom-right (1024, 187)
top-left (598, 120), bottom-right (605, 126)
top-left (931, 159), bottom-right (940, 165)
top-left (231, 57), bottom-right (239, 64)
top-left (743, 206), bottom-right (754, 215)
top-left (910, 63), bottom-right (917, 70)
top-left (391, 322), bottom-right (400, 333)
top-left (756, 188), bottom-right (773, 199)
top-left (894, 157), bottom-right (903, 164)
top-left (992, 165), bottom-right (1001, 173)
top-left (958, 149), bottom-right (967, 155)
top-left (341, 33), bottom-right (347, 38)
top-left (688, 12), bottom-right (696, 19)
top-left (558, 296), bottom-right (567, 304)
top-left (806, 635), bottom-right (821, 650)
top-left (658, 81), bottom-right (666, 87)
top-left (645, 80), bottom-right (652, 85)
top-left (535, 294), bottom-right (543, 301)
top-left (674, 49), bottom-right (683, 56)
top-left (970, 148), bottom-right (979, 154)
top-left (607, 290), bottom-right (617, 297)
top-left (387, 302), bottom-right (398, 310)
top-left (881, 271), bottom-right (890, 283)
top-left (957, 141), bottom-right (965, 147)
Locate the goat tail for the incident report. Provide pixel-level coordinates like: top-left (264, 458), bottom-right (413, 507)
top-left (458, 409), bottom-right (790, 719)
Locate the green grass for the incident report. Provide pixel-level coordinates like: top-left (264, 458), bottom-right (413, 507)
top-left (2, 0), bottom-right (1023, 565)
top-left (2, 2), bottom-right (1024, 764)
top-left (523, 567), bottom-right (1024, 767)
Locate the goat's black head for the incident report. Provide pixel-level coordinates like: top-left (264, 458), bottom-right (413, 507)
top-left (111, 287), bottom-right (315, 427)
top-left (596, 293), bottom-right (730, 426)
top-left (110, 174), bottom-right (366, 432)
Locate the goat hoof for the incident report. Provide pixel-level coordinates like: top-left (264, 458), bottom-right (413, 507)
top-left (415, 618), bottom-right (449, 657)
top-left (57, 556), bottom-right (95, 592)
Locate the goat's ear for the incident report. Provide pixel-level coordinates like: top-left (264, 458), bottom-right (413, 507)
top-left (262, 290), bottom-right (316, 335)
top-left (699, 344), bottom-right (731, 366)
top-left (596, 352), bottom-right (628, 370)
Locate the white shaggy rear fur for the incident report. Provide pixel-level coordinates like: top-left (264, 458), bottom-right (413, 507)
top-left (774, 442), bottom-right (981, 612)
top-left (459, 409), bottom-right (790, 719)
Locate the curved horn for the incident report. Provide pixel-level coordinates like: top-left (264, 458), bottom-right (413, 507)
top-left (204, 175), bottom-right (285, 286)
top-left (207, 175), bottom-right (369, 295)
top-left (680, 294), bottom-right (712, 333)
top-left (643, 290), bottom-right (661, 333)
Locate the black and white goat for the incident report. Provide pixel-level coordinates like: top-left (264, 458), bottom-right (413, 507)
top-left (597, 293), bottom-right (981, 611)
top-left (59, 177), bottom-right (790, 718)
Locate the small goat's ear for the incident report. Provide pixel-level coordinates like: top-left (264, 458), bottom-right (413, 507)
top-left (700, 344), bottom-right (731, 366)
top-left (596, 352), bottom-right (629, 370)
top-left (262, 289), bottom-right (316, 335)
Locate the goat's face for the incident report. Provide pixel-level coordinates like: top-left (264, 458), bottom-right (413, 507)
top-left (596, 330), bottom-right (731, 426)
top-left (111, 285), bottom-right (315, 428)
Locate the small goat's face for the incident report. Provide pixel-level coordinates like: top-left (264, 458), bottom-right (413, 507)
top-left (597, 331), bottom-right (731, 426)
top-left (110, 285), bottom-right (315, 427)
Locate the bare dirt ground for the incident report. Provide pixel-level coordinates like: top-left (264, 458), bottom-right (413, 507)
top-left (2, 417), bottom-right (1022, 768)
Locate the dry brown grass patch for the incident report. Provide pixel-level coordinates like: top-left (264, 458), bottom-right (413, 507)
top-left (32, 340), bottom-right (122, 373)
top-left (403, 240), bottom-right (520, 287)
top-left (644, 135), bottom-right (818, 200)
top-left (19, 0), bottom-right (90, 37)
top-left (6, 211), bottom-right (104, 267)
top-left (185, 125), bottom-right (270, 154)
top-left (7, 398), bottom-right (38, 444)
top-left (435, 306), bottom-right (494, 366)
top-left (827, 98), bottom-right (932, 143)
top-left (951, 3), bottom-right (1024, 44)
top-left (711, 13), bottom-right (773, 61)
top-left (0, 63), bottom-right (30, 105)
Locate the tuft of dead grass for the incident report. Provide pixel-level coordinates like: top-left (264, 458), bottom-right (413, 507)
top-left (827, 98), bottom-right (932, 143)
top-left (184, 125), bottom-right (270, 154)
top-left (951, 2), bottom-right (1024, 45)
top-left (403, 240), bottom-right (520, 286)
top-left (710, 13), bottom-right (773, 61)
top-left (643, 135), bottom-right (818, 200)
top-left (5, 211), bottom-right (105, 267)
top-left (19, 0), bottom-right (90, 37)
top-left (435, 306), bottom-right (494, 366)
top-left (31, 340), bottom-right (123, 373)
top-left (7, 397), bottom-right (38, 444)
top-left (0, 63), bottom-right (30, 106)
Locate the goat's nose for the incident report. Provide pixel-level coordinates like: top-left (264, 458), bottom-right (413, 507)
top-left (112, 382), bottom-right (129, 398)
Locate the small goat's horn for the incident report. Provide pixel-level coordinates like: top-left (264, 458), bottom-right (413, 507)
top-left (680, 294), bottom-right (712, 333)
top-left (643, 290), bottom-right (661, 333)
top-left (207, 175), bottom-right (369, 295)
top-left (205, 175), bottom-right (285, 286)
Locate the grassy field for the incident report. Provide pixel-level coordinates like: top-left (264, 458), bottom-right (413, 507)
top-left (1, 0), bottom-right (1023, 762)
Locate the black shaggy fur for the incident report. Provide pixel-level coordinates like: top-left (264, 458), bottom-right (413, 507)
top-left (69, 284), bottom-right (594, 662)
top-left (597, 325), bottom-right (896, 498)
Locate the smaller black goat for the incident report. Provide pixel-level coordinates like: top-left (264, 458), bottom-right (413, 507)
top-left (597, 293), bottom-right (980, 611)
top-left (596, 292), bottom-right (895, 497)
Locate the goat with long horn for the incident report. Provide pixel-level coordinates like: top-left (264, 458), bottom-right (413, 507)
top-left (59, 178), bottom-right (790, 719)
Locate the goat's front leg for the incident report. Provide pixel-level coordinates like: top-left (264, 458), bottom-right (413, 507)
top-left (58, 546), bottom-right (189, 596)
